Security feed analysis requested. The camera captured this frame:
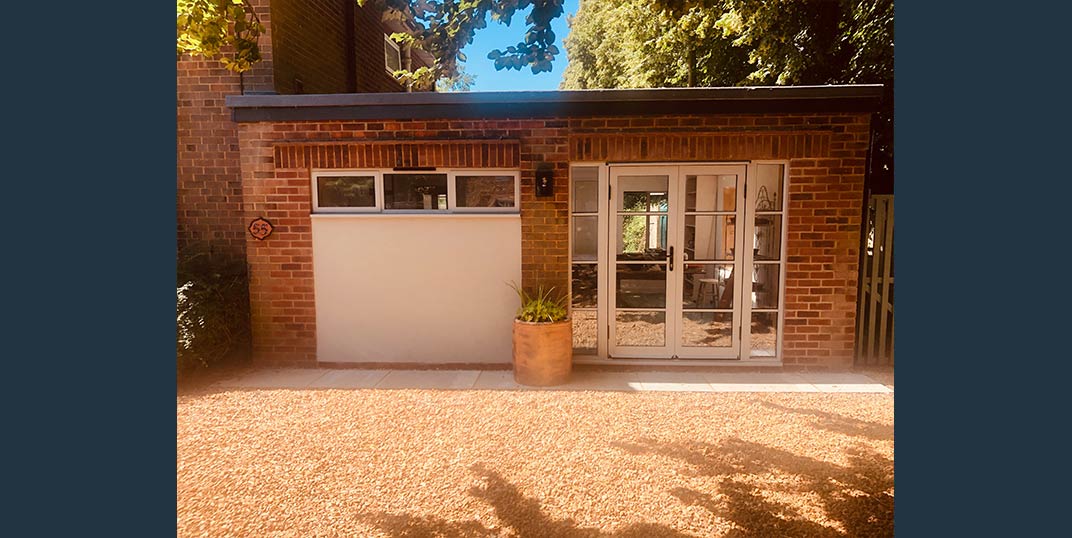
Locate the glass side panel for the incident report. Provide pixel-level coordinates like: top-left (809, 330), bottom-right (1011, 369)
top-left (571, 263), bottom-right (597, 308)
top-left (572, 310), bottom-right (597, 354)
top-left (753, 164), bottom-right (784, 211)
top-left (571, 166), bottom-right (599, 213)
top-left (572, 216), bottom-right (598, 261)
top-left (752, 264), bottom-right (781, 309)
top-left (750, 312), bottom-right (779, 357)
top-left (752, 215), bottom-right (782, 261)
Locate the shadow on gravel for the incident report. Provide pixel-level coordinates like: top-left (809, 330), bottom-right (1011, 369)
top-left (760, 401), bottom-right (895, 441)
top-left (611, 437), bottom-right (893, 537)
top-left (357, 463), bottom-right (693, 537)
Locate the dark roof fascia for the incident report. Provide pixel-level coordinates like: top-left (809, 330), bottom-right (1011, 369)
top-left (226, 85), bottom-right (884, 123)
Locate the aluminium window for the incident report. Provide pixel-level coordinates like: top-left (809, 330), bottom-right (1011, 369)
top-left (311, 169), bottom-right (520, 214)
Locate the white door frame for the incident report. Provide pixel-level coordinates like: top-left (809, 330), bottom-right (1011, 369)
top-left (605, 164), bottom-right (747, 359)
top-left (569, 161), bottom-right (787, 362)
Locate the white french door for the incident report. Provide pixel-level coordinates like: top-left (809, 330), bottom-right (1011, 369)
top-left (607, 165), bottom-right (748, 359)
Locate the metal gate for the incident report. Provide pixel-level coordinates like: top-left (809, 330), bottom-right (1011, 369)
top-left (856, 195), bottom-right (894, 365)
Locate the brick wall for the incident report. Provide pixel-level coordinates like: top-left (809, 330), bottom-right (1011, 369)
top-left (236, 112), bottom-right (868, 367)
top-left (355, 2), bottom-right (407, 93)
top-left (177, 0), bottom-right (273, 259)
top-left (270, 0), bottom-right (352, 94)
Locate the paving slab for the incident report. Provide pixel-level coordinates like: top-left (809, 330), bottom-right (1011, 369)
top-left (308, 369), bottom-right (390, 389)
top-left (550, 370), bottom-right (641, 391)
top-left (796, 372), bottom-right (893, 393)
top-left (471, 370), bottom-right (538, 390)
top-left (703, 372), bottom-right (819, 392)
top-left (374, 369), bottom-right (481, 390)
top-left (632, 371), bottom-right (716, 392)
top-left (219, 368), bottom-right (328, 389)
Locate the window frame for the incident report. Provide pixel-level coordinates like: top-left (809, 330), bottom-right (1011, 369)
top-left (311, 170), bottom-right (383, 214)
top-left (311, 168), bottom-right (520, 214)
top-left (448, 170), bottom-right (522, 213)
top-left (384, 34), bottom-right (402, 75)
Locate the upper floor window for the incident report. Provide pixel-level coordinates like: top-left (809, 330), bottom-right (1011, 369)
top-left (384, 35), bottom-right (402, 74)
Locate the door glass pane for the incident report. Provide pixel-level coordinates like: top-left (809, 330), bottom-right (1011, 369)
top-left (572, 310), bottom-right (597, 354)
top-left (572, 216), bottom-right (598, 261)
top-left (681, 264), bottom-right (735, 309)
top-left (617, 175), bottom-right (668, 212)
top-left (455, 175), bottom-right (516, 208)
top-left (615, 311), bottom-right (665, 346)
top-left (571, 264), bottom-right (597, 308)
top-left (617, 215), bottom-right (668, 260)
top-left (752, 264), bottom-right (780, 309)
top-left (383, 173), bottom-right (448, 210)
top-left (750, 312), bottom-right (778, 357)
top-left (685, 174), bottom-right (736, 212)
top-left (621, 192), bottom-right (667, 212)
top-left (615, 264), bottom-right (666, 308)
top-left (572, 166), bottom-right (599, 213)
top-left (682, 312), bottom-right (733, 347)
top-left (752, 215), bottom-right (782, 261)
top-left (684, 215), bottom-right (735, 261)
top-left (317, 176), bottom-right (376, 208)
top-left (753, 164), bottom-right (784, 211)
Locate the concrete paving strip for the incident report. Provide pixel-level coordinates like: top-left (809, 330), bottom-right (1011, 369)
top-left (215, 368), bottom-right (893, 393)
top-left (218, 368), bottom-right (328, 389)
top-left (374, 369), bottom-right (481, 390)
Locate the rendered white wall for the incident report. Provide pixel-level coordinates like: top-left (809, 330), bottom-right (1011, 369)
top-left (312, 215), bottom-right (521, 364)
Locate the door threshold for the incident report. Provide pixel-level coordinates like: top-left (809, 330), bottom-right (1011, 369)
top-left (573, 357), bottom-right (782, 368)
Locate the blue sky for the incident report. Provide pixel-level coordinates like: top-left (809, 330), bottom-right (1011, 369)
top-left (458, 0), bottom-right (580, 91)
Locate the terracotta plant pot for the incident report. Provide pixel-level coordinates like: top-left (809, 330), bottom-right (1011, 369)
top-left (512, 318), bottom-right (572, 386)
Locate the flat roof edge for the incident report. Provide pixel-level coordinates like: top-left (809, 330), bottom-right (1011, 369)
top-left (226, 85), bottom-right (883, 122)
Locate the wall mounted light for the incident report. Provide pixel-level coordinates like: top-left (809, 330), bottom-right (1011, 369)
top-left (535, 163), bottom-right (554, 197)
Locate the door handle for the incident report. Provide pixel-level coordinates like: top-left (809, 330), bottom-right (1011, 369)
top-left (667, 246), bottom-right (674, 272)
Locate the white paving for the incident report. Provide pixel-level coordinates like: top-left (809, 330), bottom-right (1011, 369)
top-left (215, 368), bottom-right (893, 393)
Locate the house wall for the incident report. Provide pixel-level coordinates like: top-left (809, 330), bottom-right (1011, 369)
top-left (177, 0), bottom-right (417, 258)
top-left (236, 112), bottom-right (870, 367)
top-left (355, 2), bottom-right (410, 93)
top-left (177, 0), bottom-right (273, 259)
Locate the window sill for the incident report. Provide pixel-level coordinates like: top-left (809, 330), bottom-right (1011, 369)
top-left (311, 213), bottom-right (520, 219)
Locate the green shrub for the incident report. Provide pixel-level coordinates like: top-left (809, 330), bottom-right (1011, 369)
top-left (509, 282), bottom-right (568, 323)
top-left (177, 244), bottom-right (251, 376)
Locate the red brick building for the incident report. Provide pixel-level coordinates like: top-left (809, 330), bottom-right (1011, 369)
top-left (177, 0), bottom-right (430, 260)
top-left (224, 87), bottom-right (882, 368)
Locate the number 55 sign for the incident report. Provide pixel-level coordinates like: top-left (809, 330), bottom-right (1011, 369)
top-left (248, 217), bottom-right (274, 240)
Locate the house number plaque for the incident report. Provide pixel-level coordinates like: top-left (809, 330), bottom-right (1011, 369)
top-left (248, 217), bottom-right (274, 240)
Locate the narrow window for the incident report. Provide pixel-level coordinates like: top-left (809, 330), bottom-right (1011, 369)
top-left (384, 35), bottom-right (402, 74)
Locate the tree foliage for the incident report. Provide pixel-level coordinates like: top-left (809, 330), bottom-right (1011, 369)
top-left (562, 0), bottom-right (894, 190)
top-left (177, 0), bottom-right (565, 87)
top-left (561, 0), bottom-right (752, 89)
top-left (176, 0), bottom-right (264, 72)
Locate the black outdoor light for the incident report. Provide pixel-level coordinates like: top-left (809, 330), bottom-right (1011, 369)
top-left (535, 163), bottom-right (554, 197)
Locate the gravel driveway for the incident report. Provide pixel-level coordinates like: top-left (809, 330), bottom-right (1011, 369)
top-left (178, 385), bottom-right (893, 537)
